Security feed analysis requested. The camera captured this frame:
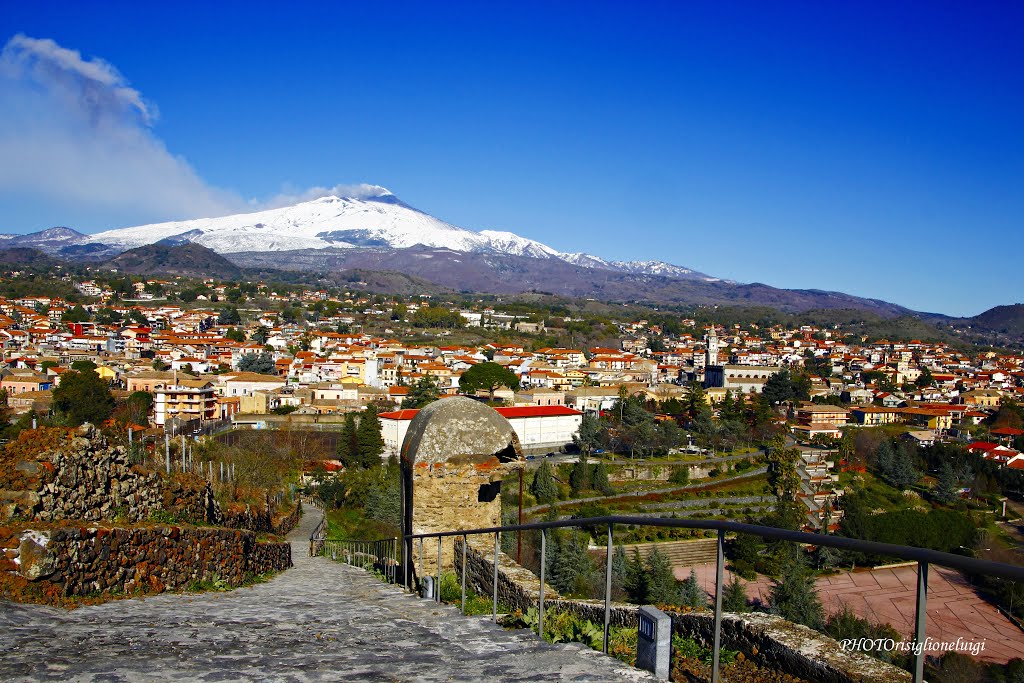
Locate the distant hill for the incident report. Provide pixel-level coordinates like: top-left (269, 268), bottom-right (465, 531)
top-left (104, 243), bottom-right (243, 279)
top-left (967, 304), bottom-right (1024, 336)
top-left (226, 246), bottom-right (911, 316)
top-left (0, 247), bottom-right (61, 270)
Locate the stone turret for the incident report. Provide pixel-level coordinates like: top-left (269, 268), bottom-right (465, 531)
top-left (400, 397), bottom-right (523, 575)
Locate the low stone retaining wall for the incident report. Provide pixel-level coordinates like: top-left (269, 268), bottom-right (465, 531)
top-left (2, 524), bottom-right (291, 597)
top-left (454, 539), bottom-right (909, 683)
top-left (222, 500), bottom-right (301, 535)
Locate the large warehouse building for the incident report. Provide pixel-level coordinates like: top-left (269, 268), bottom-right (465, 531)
top-left (379, 404), bottom-right (583, 456)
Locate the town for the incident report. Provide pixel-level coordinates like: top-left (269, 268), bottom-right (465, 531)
top-left (3, 267), bottom-right (1024, 682)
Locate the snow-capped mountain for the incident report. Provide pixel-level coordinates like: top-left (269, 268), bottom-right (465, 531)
top-left (12, 187), bottom-right (714, 281)
top-left (86, 189), bottom-right (534, 256)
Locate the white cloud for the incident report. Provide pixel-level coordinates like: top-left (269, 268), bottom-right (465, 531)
top-left (0, 34), bottom-right (389, 229)
top-left (257, 183), bottom-right (394, 209)
top-left (0, 34), bottom-right (247, 224)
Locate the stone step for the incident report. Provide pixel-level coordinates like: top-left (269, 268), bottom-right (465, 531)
top-left (592, 537), bottom-right (719, 568)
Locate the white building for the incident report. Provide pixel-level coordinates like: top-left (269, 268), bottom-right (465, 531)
top-left (379, 405), bottom-right (583, 457)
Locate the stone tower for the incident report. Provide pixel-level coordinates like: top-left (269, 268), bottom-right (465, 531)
top-left (705, 327), bottom-right (720, 367)
top-left (400, 396), bottom-right (523, 578)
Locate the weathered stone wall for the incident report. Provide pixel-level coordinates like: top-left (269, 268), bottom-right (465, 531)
top-left (454, 539), bottom-right (910, 683)
top-left (1, 524), bottom-right (291, 596)
top-left (672, 611), bottom-right (911, 683)
top-left (412, 461), bottom-right (507, 573)
top-left (455, 537), bottom-right (556, 611)
top-left (0, 425), bottom-right (221, 526)
top-left (222, 500), bottom-right (301, 535)
top-left (608, 463), bottom-right (713, 482)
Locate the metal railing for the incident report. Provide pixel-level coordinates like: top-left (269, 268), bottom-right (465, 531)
top-left (315, 536), bottom-right (401, 585)
top-left (308, 516), bottom-right (328, 557)
top-left (403, 516), bottom-right (1024, 683)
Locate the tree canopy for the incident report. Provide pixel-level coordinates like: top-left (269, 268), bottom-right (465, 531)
top-left (400, 375), bottom-right (442, 409)
top-left (52, 369), bottom-right (115, 426)
top-left (458, 362), bottom-right (520, 400)
top-left (238, 351), bottom-right (277, 375)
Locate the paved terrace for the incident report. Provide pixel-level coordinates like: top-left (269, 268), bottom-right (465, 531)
top-left (2, 510), bottom-right (654, 683)
top-left (676, 562), bottom-right (1024, 663)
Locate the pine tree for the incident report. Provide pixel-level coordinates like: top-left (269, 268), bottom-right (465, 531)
top-left (645, 547), bottom-right (681, 605)
top-left (623, 549), bottom-right (648, 603)
top-left (769, 546), bottom-right (825, 630)
top-left (549, 532), bottom-right (597, 596)
top-left (679, 568), bottom-right (706, 609)
top-left (573, 412), bottom-right (602, 456)
top-left (357, 404), bottom-right (385, 467)
top-left (933, 460), bottom-right (959, 504)
top-left (875, 439), bottom-right (895, 480)
top-left (612, 544), bottom-right (628, 593)
top-left (529, 461), bottom-right (559, 504)
top-left (721, 575), bottom-right (749, 613)
top-left (400, 375), bottom-right (441, 409)
top-left (886, 449), bottom-right (920, 490)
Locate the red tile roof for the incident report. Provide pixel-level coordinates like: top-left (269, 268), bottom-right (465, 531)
top-left (379, 405), bottom-right (582, 421)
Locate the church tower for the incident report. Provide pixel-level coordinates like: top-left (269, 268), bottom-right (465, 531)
top-left (705, 328), bottom-right (720, 367)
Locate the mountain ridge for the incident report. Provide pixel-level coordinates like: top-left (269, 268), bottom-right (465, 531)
top-left (9, 189), bottom-right (717, 282)
top-left (1, 188), bottom-right (916, 316)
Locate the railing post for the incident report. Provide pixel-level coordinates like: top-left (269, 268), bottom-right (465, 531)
top-left (538, 529), bottom-right (546, 640)
top-left (712, 529), bottom-right (725, 683)
top-left (461, 534), bottom-right (468, 615)
top-left (419, 537), bottom-right (424, 593)
top-left (913, 560), bottom-right (928, 683)
top-left (493, 531), bottom-right (500, 622)
top-left (604, 523), bottom-right (613, 654)
top-left (394, 537), bottom-right (399, 584)
top-left (436, 536), bottom-right (442, 604)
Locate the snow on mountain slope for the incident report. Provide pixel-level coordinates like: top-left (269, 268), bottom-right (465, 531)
top-left (79, 187), bottom-right (713, 280)
top-left (87, 190), bottom-right (562, 257)
top-left (610, 260), bottom-right (694, 277)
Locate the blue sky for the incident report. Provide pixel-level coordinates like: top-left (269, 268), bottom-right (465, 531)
top-left (1, 1), bottom-right (1022, 316)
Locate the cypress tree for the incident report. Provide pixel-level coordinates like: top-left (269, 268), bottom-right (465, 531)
top-left (569, 455), bottom-right (590, 495)
top-left (337, 413), bottom-right (360, 468)
top-left (612, 544), bottom-right (628, 593)
top-left (357, 403), bottom-right (385, 467)
top-left (529, 461), bottom-right (559, 504)
top-left (590, 462), bottom-right (613, 496)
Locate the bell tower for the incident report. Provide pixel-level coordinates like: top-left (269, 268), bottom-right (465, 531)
top-left (705, 328), bottom-right (720, 367)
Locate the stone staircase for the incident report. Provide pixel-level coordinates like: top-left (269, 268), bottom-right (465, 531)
top-left (594, 537), bottom-right (719, 567)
